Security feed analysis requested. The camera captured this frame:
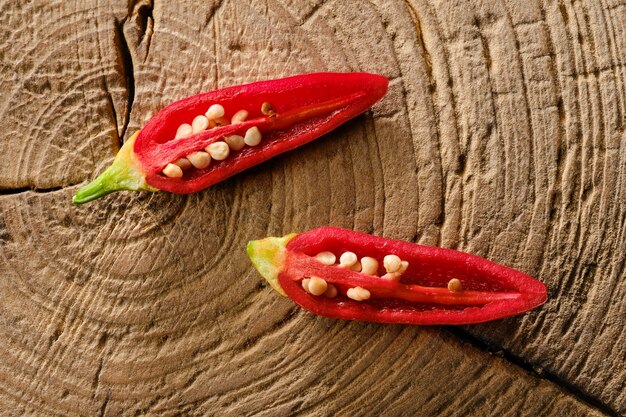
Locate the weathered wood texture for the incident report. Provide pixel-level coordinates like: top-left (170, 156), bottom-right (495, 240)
top-left (0, 0), bottom-right (624, 416)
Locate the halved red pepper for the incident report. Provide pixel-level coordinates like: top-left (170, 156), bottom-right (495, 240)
top-left (247, 227), bottom-right (547, 325)
top-left (73, 73), bottom-right (388, 204)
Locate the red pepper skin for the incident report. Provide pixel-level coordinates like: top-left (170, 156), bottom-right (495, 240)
top-left (72, 73), bottom-right (387, 204)
top-left (247, 227), bottom-right (547, 325)
top-left (136, 72), bottom-right (388, 193)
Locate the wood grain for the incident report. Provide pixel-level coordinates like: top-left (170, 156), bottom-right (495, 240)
top-left (0, 0), bottom-right (624, 415)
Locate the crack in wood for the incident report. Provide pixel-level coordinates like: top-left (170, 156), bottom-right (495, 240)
top-left (447, 327), bottom-right (621, 417)
top-left (113, 19), bottom-right (135, 146)
top-left (98, 391), bottom-right (110, 417)
top-left (100, 76), bottom-right (121, 153)
top-left (300, 0), bottom-right (326, 26)
top-left (403, 0), bottom-right (447, 244)
top-left (203, 0), bottom-right (224, 88)
top-left (110, 0), bottom-right (155, 146)
top-left (92, 357), bottom-right (105, 393)
top-left (131, 0), bottom-right (155, 62)
top-left (405, 0), bottom-right (432, 74)
top-left (0, 185), bottom-right (76, 196)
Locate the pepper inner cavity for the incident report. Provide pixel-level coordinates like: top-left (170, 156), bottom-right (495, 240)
top-left (300, 250), bottom-right (519, 305)
top-left (302, 251), bottom-right (415, 301)
top-left (161, 102), bottom-right (275, 178)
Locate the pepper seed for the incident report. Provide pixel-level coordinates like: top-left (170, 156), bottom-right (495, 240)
top-left (187, 151), bottom-right (211, 169)
top-left (448, 278), bottom-right (462, 292)
top-left (225, 135), bottom-right (245, 151)
top-left (302, 278), bottom-right (311, 293)
top-left (175, 123), bottom-right (193, 139)
top-left (308, 277), bottom-right (328, 296)
top-left (339, 251), bottom-right (358, 267)
top-left (206, 141), bottom-right (230, 160)
top-left (244, 126), bottom-right (262, 146)
top-left (383, 254), bottom-right (402, 273)
top-left (205, 104), bottom-right (225, 119)
top-left (162, 163), bottom-right (183, 178)
top-left (231, 109), bottom-right (248, 124)
top-left (315, 251), bottom-right (336, 265)
top-left (261, 102), bottom-right (276, 117)
top-left (192, 115), bottom-right (209, 133)
top-left (347, 287), bottom-right (370, 301)
top-left (174, 157), bottom-right (192, 170)
top-left (361, 257), bottom-right (379, 275)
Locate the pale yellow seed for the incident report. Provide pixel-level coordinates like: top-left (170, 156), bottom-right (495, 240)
top-left (225, 135), bottom-right (245, 151)
top-left (187, 151), bottom-right (211, 169)
top-left (192, 115), bottom-right (209, 133)
top-left (350, 260), bottom-right (362, 272)
top-left (361, 257), bottom-right (379, 275)
top-left (205, 104), bottom-right (225, 119)
top-left (302, 278), bottom-right (311, 293)
top-left (175, 123), bottom-right (193, 139)
top-left (346, 288), bottom-right (359, 300)
top-left (244, 126), bottom-right (262, 146)
top-left (174, 157), bottom-right (192, 170)
top-left (324, 284), bottom-right (338, 298)
top-left (162, 163), bottom-right (183, 178)
top-left (448, 278), bottom-right (462, 292)
top-left (399, 260), bottom-right (409, 274)
top-left (206, 142), bottom-right (230, 160)
top-left (315, 251), bottom-right (336, 265)
top-left (308, 277), bottom-right (328, 296)
top-left (231, 109), bottom-right (249, 124)
top-left (383, 254), bottom-right (402, 273)
top-left (339, 251), bottom-right (357, 267)
top-left (347, 287), bottom-right (370, 301)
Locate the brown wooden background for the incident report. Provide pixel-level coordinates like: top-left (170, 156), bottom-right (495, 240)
top-left (1, 0), bottom-right (624, 416)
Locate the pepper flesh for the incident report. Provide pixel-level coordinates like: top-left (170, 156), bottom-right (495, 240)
top-left (73, 72), bottom-right (388, 204)
top-left (247, 227), bottom-right (547, 325)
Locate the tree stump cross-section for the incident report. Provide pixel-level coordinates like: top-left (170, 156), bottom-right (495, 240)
top-left (0, 0), bottom-right (624, 416)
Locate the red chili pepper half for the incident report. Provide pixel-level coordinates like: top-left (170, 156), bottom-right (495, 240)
top-left (247, 227), bottom-right (547, 325)
top-left (73, 73), bottom-right (388, 204)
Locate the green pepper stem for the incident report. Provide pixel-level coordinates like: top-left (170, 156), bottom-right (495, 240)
top-left (247, 234), bottom-right (298, 296)
top-left (72, 174), bottom-right (116, 204)
top-left (72, 132), bottom-right (157, 205)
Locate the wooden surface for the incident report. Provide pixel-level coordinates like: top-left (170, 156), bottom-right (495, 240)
top-left (0, 0), bottom-right (624, 416)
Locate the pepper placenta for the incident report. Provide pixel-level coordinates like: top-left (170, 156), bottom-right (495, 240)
top-left (247, 227), bottom-right (547, 325)
top-left (73, 72), bottom-right (388, 204)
